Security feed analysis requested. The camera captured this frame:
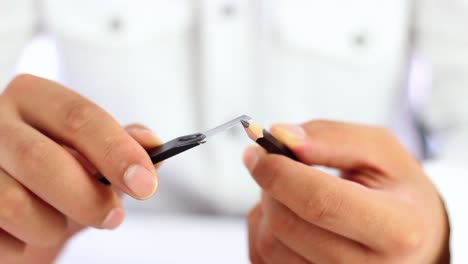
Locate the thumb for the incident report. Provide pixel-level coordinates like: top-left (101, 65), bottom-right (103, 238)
top-left (125, 124), bottom-right (163, 168)
top-left (270, 120), bottom-right (415, 176)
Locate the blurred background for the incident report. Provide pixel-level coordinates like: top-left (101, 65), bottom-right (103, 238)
top-left (2, 0), bottom-right (468, 263)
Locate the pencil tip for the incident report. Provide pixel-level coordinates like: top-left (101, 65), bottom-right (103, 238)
top-left (241, 120), bottom-right (249, 128)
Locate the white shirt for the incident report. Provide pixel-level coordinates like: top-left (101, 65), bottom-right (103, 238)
top-left (1, 0), bottom-right (468, 261)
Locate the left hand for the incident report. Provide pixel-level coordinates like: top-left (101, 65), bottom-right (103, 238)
top-left (244, 120), bottom-right (450, 264)
top-left (16, 124), bottom-right (161, 264)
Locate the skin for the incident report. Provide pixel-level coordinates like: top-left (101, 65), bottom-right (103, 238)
top-left (0, 74), bottom-right (450, 263)
top-left (244, 121), bottom-right (450, 264)
top-left (0, 74), bottom-right (162, 263)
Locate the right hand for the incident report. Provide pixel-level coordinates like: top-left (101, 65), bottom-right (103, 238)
top-left (245, 121), bottom-right (450, 264)
top-left (0, 74), bottom-right (160, 263)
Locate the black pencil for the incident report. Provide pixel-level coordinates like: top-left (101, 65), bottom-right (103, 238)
top-left (241, 120), bottom-right (298, 161)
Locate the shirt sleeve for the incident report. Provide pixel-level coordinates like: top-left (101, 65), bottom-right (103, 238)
top-left (416, 0), bottom-right (468, 262)
top-left (416, 0), bottom-right (468, 162)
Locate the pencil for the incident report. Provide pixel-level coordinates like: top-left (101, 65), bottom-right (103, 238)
top-left (241, 120), bottom-right (298, 161)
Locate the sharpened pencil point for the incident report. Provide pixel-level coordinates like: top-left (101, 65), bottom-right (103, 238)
top-left (241, 120), bottom-right (250, 128)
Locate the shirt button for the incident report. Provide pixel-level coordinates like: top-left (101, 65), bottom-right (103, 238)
top-left (109, 17), bottom-right (124, 34)
top-left (221, 4), bottom-right (236, 17)
top-left (352, 33), bottom-right (369, 49)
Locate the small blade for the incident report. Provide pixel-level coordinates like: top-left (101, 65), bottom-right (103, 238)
top-left (203, 115), bottom-right (252, 138)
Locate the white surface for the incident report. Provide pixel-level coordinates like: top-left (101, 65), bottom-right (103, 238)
top-left (57, 214), bottom-right (248, 264)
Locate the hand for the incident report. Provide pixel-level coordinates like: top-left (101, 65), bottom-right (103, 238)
top-left (0, 75), bottom-right (161, 263)
top-left (244, 120), bottom-right (450, 264)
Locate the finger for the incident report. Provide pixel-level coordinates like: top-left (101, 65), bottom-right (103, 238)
top-left (255, 207), bottom-right (310, 264)
top-left (247, 204), bottom-right (266, 264)
top-left (244, 147), bottom-right (423, 253)
top-left (64, 147), bottom-right (125, 199)
top-left (262, 193), bottom-right (373, 263)
top-left (125, 124), bottom-right (163, 168)
top-left (66, 219), bottom-right (86, 237)
top-left (270, 121), bottom-right (419, 178)
top-left (0, 229), bottom-right (25, 262)
top-left (0, 168), bottom-right (67, 247)
top-left (4, 74), bottom-right (158, 199)
top-left (63, 146), bottom-right (98, 175)
top-left (125, 124), bottom-right (161, 149)
top-left (0, 121), bottom-right (125, 230)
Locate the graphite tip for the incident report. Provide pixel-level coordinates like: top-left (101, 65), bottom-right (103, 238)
top-left (241, 120), bottom-right (250, 128)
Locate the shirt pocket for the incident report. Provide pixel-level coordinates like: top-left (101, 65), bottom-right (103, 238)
top-left (270, 0), bottom-right (409, 67)
top-left (45, 0), bottom-right (193, 46)
top-left (258, 0), bottom-right (410, 125)
top-left (44, 0), bottom-right (197, 136)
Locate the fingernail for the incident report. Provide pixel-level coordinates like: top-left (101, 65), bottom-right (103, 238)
top-left (243, 147), bottom-right (261, 172)
top-left (271, 124), bottom-right (306, 145)
top-left (101, 208), bottom-right (125, 230)
top-left (123, 165), bottom-right (158, 199)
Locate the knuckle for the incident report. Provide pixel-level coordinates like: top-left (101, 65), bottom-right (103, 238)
top-left (306, 187), bottom-right (343, 223)
top-left (102, 132), bottom-right (130, 165)
top-left (267, 206), bottom-right (294, 237)
top-left (4, 74), bottom-right (37, 94)
top-left (16, 137), bottom-right (50, 169)
top-left (63, 100), bottom-right (99, 133)
top-left (252, 156), bottom-right (282, 192)
top-left (0, 186), bottom-right (31, 222)
top-left (388, 225), bottom-right (423, 254)
top-left (257, 231), bottom-right (278, 261)
top-left (103, 135), bottom-right (120, 162)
